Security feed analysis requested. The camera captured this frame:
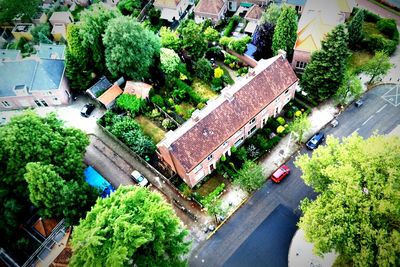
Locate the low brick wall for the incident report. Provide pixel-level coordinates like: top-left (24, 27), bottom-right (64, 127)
top-left (226, 49), bottom-right (258, 68)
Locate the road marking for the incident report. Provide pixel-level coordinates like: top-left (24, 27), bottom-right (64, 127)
top-left (354, 127), bottom-right (360, 133)
top-left (381, 84), bottom-right (400, 107)
top-left (376, 104), bottom-right (387, 113)
top-left (362, 115), bottom-right (374, 126)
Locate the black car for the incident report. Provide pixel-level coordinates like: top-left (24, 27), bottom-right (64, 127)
top-left (80, 103), bottom-right (95, 117)
top-left (355, 100), bottom-right (363, 107)
top-left (306, 132), bottom-right (325, 150)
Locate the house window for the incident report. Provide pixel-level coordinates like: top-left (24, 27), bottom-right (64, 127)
top-left (285, 89), bottom-right (289, 94)
top-left (34, 100), bottom-right (42, 107)
top-left (1, 101), bottom-right (11, 107)
top-left (40, 99), bottom-right (48, 107)
top-left (234, 129), bottom-right (243, 138)
top-left (223, 141), bottom-right (228, 147)
top-left (194, 164), bottom-right (202, 174)
top-left (248, 117), bottom-right (256, 125)
top-left (234, 137), bottom-right (244, 147)
top-left (248, 125), bottom-right (257, 136)
top-left (207, 154), bottom-right (213, 161)
top-left (296, 61), bottom-right (307, 69)
top-left (275, 98), bottom-right (280, 103)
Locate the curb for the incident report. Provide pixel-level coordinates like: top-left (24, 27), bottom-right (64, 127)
top-left (206, 196), bottom-right (249, 240)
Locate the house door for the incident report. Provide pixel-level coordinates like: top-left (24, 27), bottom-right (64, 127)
top-left (209, 164), bottom-right (215, 173)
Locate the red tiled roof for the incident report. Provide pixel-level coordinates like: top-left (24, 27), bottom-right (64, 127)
top-left (170, 57), bottom-right (297, 173)
top-left (195, 0), bottom-right (225, 15)
top-left (154, 0), bottom-right (181, 8)
top-left (98, 84), bottom-right (123, 107)
top-left (245, 5), bottom-right (264, 20)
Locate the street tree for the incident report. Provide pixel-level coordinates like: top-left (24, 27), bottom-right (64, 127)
top-left (160, 26), bottom-right (181, 51)
top-left (178, 20), bottom-right (207, 61)
top-left (70, 186), bottom-right (191, 267)
top-left (0, 0), bottom-right (41, 23)
top-left (65, 24), bottom-right (94, 92)
top-left (347, 9), bottom-right (364, 50)
top-left (272, 6), bottom-right (298, 57)
top-left (234, 161), bottom-right (265, 192)
top-left (79, 3), bottom-right (121, 73)
top-left (103, 16), bottom-right (160, 80)
top-left (0, 112), bottom-right (94, 246)
top-left (289, 114), bottom-right (311, 143)
top-left (300, 24), bottom-right (350, 101)
top-left (160, 47), bottom-right (181, 76)
top-left (253, 22), bottom-right (275, 60)
top-left (204, 26), bottom-right (220, 43)
top-left (295, 134), bottom-right (400, 266)
top-left (31, 24), bottom-right (51, 44)
top-left (362, 51), bottom-right (393, 84)
top-left (334, 71), bottom-right (363, 105)
top-left (260, 3), bottom-right (282, 25)
top-left (194, 58), bottom-right (213, 82)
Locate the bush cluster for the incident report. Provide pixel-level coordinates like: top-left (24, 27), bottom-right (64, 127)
top-left (151, 94), bottom-right (165, 107)
top-left (223, 16), bottom-right (240, 37)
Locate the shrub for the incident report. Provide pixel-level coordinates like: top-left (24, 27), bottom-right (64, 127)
top-left (197, 102), bottom-right (206, 110)
top-left (237, 67), bottom-right (249, 76)
top-left (221, 155), bottom-right (226, 162)
top-left (151, 94), bottom-right (165, 107)
top-left (277, 125), bottom-right (285, 134)
top-left (247, 144), bottom-right (260, 159)
top-left (363, 9), bottom-right (381, 23)
top-left (295, 110), bottom-right (302, 117)
top-left (148, 109), bottom-right (161, 119)
top-left (223, 16), bottom-right (240, 37)
top-left (363, 34), bottom-right (398, 55)
top-left (195, 58), bottom-right (213, 82)
top-left (116, 94), bottom-right (146, 116)
top-left (211, 77), bottom-right (223, 91)
top-left (276, 117), bottom-right (286, 125)
top-left (224, 53), bottom-right (239, 65)
top-left (265, 136), bottom-right (281, 150)
top-left (174, 79), bottom-right (206, 105)
top-left (266, 118), bottom-right (280, 133)
top-left (214, 67), bottom-right (224, 78)
top-left (377, 18), bottom-right (399, 41)
top-left (162, 118), bottom-right (175, 130)
top-left (229, 36), bottom-right (251, 54)
top-left (202, 183), bottom-right (226, 206)
top-left (219, 36), bottom-right (235, 47)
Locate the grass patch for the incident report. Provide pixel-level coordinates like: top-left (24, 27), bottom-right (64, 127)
top-left (175, 102), bottom-right (195, 120)
top-left (348, 50), bottom-right (374, 74)
top-left (135, 115), bottom-right (165, 143)
top-left (219, 65), bottom-right (235, 85)
top-left (192, 78), bottom-right (218, 100)
top-left (194, 174), bottom-right (227, 197)
top-left (363, 22), bottom-right (387, 38)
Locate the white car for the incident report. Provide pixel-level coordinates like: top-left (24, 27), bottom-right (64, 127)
top-left (130, 170), bottom-right (149, 187)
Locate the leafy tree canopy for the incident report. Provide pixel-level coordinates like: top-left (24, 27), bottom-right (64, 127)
top-left (272, 5), bottom-right (298, 57)
top-left (204, 26), bottom-right (220, 43)
top-left (362, 51), bottom-right (393, 84)
top-left (334, 71), bottom-right (363, 105)
top-left (289, 113), bottom-right (311, 143)
top-left (115, 94), bottom-right (147, 116)
top-left (253, 22), bottom-right (275, 60)
top-left (0, 0), bottom-right (41, 23)
top-left (160, 26), bottom-right (181, 52)
top-left (296, 134), bottom-right (400, 266)
top-left (160, 47), bottom-right (181, 76)
top-left (260, 3), bottom-right (282, 25)
top-left (178, 20), bottom-right (207, 61)
top-left (70, 186), bottom-right (191, 267)
top-left (348, 9), bottom-right (364, 50)
top-left (103, 16), bottom-right (160, 80)
top-left (234, 160), bottom-right (265, 192)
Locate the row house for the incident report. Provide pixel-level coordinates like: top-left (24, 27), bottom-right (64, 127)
top-left (153, 0), bottom-right (193, 22)
top-left (0, 45), bottom-right (70, 111)
top-left (157, 53), bottom-right (298, 187)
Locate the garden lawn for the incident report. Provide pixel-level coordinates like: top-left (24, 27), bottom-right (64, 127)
top-left (362, 22), bottom-right (388, 38)
top-left (192, 78), bottom-right (218, 100)
top-left (348, 51), bottom-right (374, 73)
top-left (220, 65), bottom-right (235, 85)
top-left (194, 174), bottom-right (227, 198)
top-left (175, 102), bottom-right (195, 120)
top-left (135, 115), bottom-right (165, 143)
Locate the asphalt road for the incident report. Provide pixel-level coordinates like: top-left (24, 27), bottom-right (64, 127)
top-left (189, 84), bottom-right (400, 267)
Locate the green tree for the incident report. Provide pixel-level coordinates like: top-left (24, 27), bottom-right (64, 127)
top-left (0, 0), bottom-right (41, 23)
top-left (362, 51), bottom-right (393, 84)
top-left (79, 3), bottom-right (121, 73)
top-left (234, 161), bottom-right (265, 192)
top-left (160, 47), bottom-right (181, 76)
top-left (272, 6), bottom-right (298, 57)
top-left (0, 112), bottom-right (94, 247)
top-left (334, 71), bottom-right (363, 105)
top-left (205, 199), bottom-right (226, 223)
top-left (194, 58), bottom-right (213, 82)
top-left (65, 24), bottom-right (94, 92)
top-left (103, 16), bottom-right (160, 79)
top-left (300, 24), bottom-right (350, 101)
top-left (117, 0), bottom-right (141, 16)
top-left (31, 23), bottom-right (51, 44)
top-left (289, 113), bottom-right (311, 143)
top-left (115, 94), bottom-right (146, 116)
top-left (204, 26), bottom-right (220, 43)
top-left (253, 22), bottom-right (275, 60)
top-left (70, 186), bottom-right (191, 267)
top-left (160, 26), bottom-right (181, 51)
top-left (178, 20), bottom-right (207, 61)
top-left (295, 134), bottom-right (400, 266)
top-left (347, 9), bottom-right (364, 50)
top-left (260, 3), bottom-right (282, 25)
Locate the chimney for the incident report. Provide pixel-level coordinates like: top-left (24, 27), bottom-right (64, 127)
top-left (191, 109), bottom-right (201, 122)
top-left (277, 49), bottom-right (286, 59)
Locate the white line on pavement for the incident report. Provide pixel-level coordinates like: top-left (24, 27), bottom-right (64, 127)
top-left (354, 128), bottom-right (360, 133)
top-left (376, 104), bottom-right (388, 113)
top-left (362, 115), bottom-right (374, 126)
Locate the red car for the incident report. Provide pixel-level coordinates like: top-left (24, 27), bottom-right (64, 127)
top-left (271, 165), bottom-right (290, 183)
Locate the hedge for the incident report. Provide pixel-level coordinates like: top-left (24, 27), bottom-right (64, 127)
top-left (223, 16), bottom-right (240, 37)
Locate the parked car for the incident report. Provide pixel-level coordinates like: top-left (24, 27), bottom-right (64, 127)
top-left (271, 165), bottom-right (290, 183)
top-left (130, 170), bottom-right (149, 187)
top-left (355, 100), bottom-right (363, 107)
top-left (80, 103), bottom-right (95, 117)
top-left (306, 132), bottom-right (325, 150)
top-left (330, 119), bottom-right (339, 128)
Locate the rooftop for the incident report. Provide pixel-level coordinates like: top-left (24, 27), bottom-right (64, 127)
top-left (86, 76), bottom-right (113, 98)
top-left (0, 58), bottom-right (65, 97)
top-left (194, 0), bottom-right (225, 15)
top-left (244, 5), bottom-right (264, 21)
top-left (159, 55), bottom-right (298, 173)
top-left (38, 44), bottom-right (66, 60)
top-left (98, 83), bottom-right (123, 107)
top-left (0, 49), bottom-right (21, 61)
top-left (49, 11), bottom-right (73, 24)
top-left (153, 0), bottom-right (181, 8)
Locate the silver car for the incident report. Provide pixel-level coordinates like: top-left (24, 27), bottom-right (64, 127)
top-left (130, 170), bottom-right (149, 187)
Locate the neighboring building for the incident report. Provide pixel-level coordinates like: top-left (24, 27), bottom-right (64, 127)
top-left (244, 4), bottom-right (264, 34)
top-left (274, 0), bottom-right (307, 14)
top-left (157, 54), bottom-right (298, 187)
top-left (49, 11), bottom-right (74, 41)
top-left (292, 0), bottom-right (355, 72)
top-left (11, 23), bottom-right (34, 41)
top-left (0, 45), bottom-right (70, 111)
top-left (194, 0), bottom-right (227, 24)
top-left (153, 0), bottom-right (192, 22)
top-left (97, 83), bottom-right (123, 109)
top-left (124, 81), bottom-right (152, 100)
top-left (86, 76), bottom-right (113, 99)
top-left (102, 0), bottom-right (120, 7)
top-left (226, 0), bottom-right (268, 12)
top-left (0, 28), bottom-right (12, 48)
top-left (31, 11), bottom-right (48, 25)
